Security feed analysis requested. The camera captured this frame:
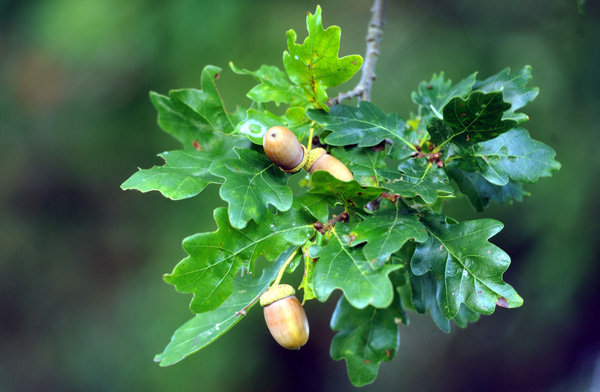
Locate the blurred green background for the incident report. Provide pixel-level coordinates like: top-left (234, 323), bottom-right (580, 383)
top-left (1, 0), bottom-right (599, 391)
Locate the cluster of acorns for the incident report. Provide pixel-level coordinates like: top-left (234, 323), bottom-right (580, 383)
top-left (260, 126), bottom-right (353, 350)
top-left (263, 126), bottom-right (353, 182)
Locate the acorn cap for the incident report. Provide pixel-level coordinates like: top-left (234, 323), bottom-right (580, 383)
top-left (260, 284), bottom-right (296, 307)
top-left (303, 148), bottom-right (327, 171)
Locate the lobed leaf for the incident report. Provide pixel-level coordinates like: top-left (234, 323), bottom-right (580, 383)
top-left (380, 158), bottom-right (454, 204)
top-left (331, 146), bottom-right (387, 187)
top-left (121, 136), bottom-right (248, 200)
top-left (313, 224), bottom-right (402, 309)
top-left (446, 166), bottom-right (527, 212)
top-left (149, 65), bottom-right (237, 149)
top-left (308, 170), bottom-right (384, 213)
top-left (453, 304), bottom-right (481, 328)
top-left (121, 151), bottom-right (222, 200)
top-left (411, 72), bottom-right (476, 130)
top-left (155, 249), bottom-right (290, 366)
top-left (229, 62), bottom-right (308, 107)
top-left (427, 91), bottom-right (517, 152)
top-left (408, 270), bottom-right (451, 333)
top-left (351, 200), bottom-right (428, 268)
top-left (308, 102), bottom-right (418, 159)
top-left (209, 148), bottom-right (294, 229)
top-left (411, 213), bottom-right (523, 319)
top-left (164, 208), bottom-right (313, 313)
top-left (235, 107), bottom-right (311, 145)
top-left (471, 128), bottom-right (561, 186)
top-left (330, 295), bottom-right (403, 386)
top-left (283, 6), bottom-right (362, 110)
top-left (292, 193), bottom-right (330, 223)
top-left (473, 66), bottom-right (538, 123)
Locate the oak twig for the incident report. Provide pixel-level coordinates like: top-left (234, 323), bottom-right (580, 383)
top-left (327, 0), bottom-right (388, 106)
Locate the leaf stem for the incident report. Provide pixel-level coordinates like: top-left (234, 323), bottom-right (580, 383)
top-left (327, 0), bottom-right (388, 106)
top-left (271, 246), bottom-right (301, 287)
top-left (307, 125), bottom-right (315, 151)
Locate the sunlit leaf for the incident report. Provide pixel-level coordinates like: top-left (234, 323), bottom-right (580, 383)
top-left (230, 62), bottom-right (308, 107)
top-left (155, 249), bottom-right (291, 366)
top-left (283, 6), bottom-right (362, 109)
top-left (308, 102), bottom-right (417, 159)
top-left (209, 148), bottom-right (294, 229)
top-left (313, 224), bottom-right (402, 309)
top-left (235, 107), bottom-right (311, 145)
top-left (164, 208), bottom-right (313, 313)
top-left (121, 137), bottom-right (248, 200)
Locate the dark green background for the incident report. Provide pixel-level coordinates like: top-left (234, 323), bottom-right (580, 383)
top-left (1, 1), bottom-right (599, 391)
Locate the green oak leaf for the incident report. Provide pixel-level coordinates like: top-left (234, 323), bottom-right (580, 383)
top-left (235, 107), bottom-right (311, 145)
top-left (308, 170), bottom-right (384, 212)
top-left (209, 148), bottom-right (294, 229)
top-left (408, 270), bottom-right (451, 333)
top-left (229, 62), bottom-right (309, 107)
top-left (427, 91), bottom-right (517, 152)
top-left (292, 193), bottom-right (330, 223)
top-left (446, 166), bottom-right (527, 212)
top-left (121, 151), bottom-right (223, 200)
top-left (155, 248), bottom-right (290, 366)
top-left (121, 137), bottom-right (248, 200)
top-left (150, 91), bottom-right (213, 150)
top-left (380, 158), bottom-right (454, 204)
top-left (411, 213), bottom-right (523, 319)
top-left (283, 6), bottom-right (362, 110)
top-left (471, 128), bottom-right (561, 186)
top-left (473, 66), bottom-right (538, 123)
top-left (351, 200), bottom-right (428, 268)
top-left (331, 146), bottom-right (387, 187)
top-left (155, 65), bottom-right (236, 147)
top-left (453, 304), bottom-right (481, 328)
top-left (330, 294), bottom-right (403, 386)
top-left (411, 72), bottom-right (476, 130)
top-left (313, 224), bottom-right (402, 309)
top-left (164, 208), bottom-right (313, 313)
top-left (307, 102), bottom-right (418, 159)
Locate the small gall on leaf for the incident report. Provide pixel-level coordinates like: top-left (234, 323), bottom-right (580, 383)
top-left (496, 296), bottom-right (509, 308)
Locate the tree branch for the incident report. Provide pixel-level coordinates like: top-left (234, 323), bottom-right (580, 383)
top-left (327, 0), bottom-right (388, 106)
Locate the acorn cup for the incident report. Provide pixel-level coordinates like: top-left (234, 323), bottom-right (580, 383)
top-left (260, 284), bottom-right (309, 350)
top-left (263, 126), bottom-right (353, 181)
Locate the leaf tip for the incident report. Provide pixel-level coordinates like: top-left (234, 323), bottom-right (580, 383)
top-left (496, 296), bottom-right (509, 308)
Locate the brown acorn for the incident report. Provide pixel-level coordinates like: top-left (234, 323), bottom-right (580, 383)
top-left (263, 126), bottom-right (305, 171)
top-left (263, 126), bottom-right (354, 181)
top-left (260, 284), bottom-right (309, 350)
top-left (307, 148), bottom-right (354, 182)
